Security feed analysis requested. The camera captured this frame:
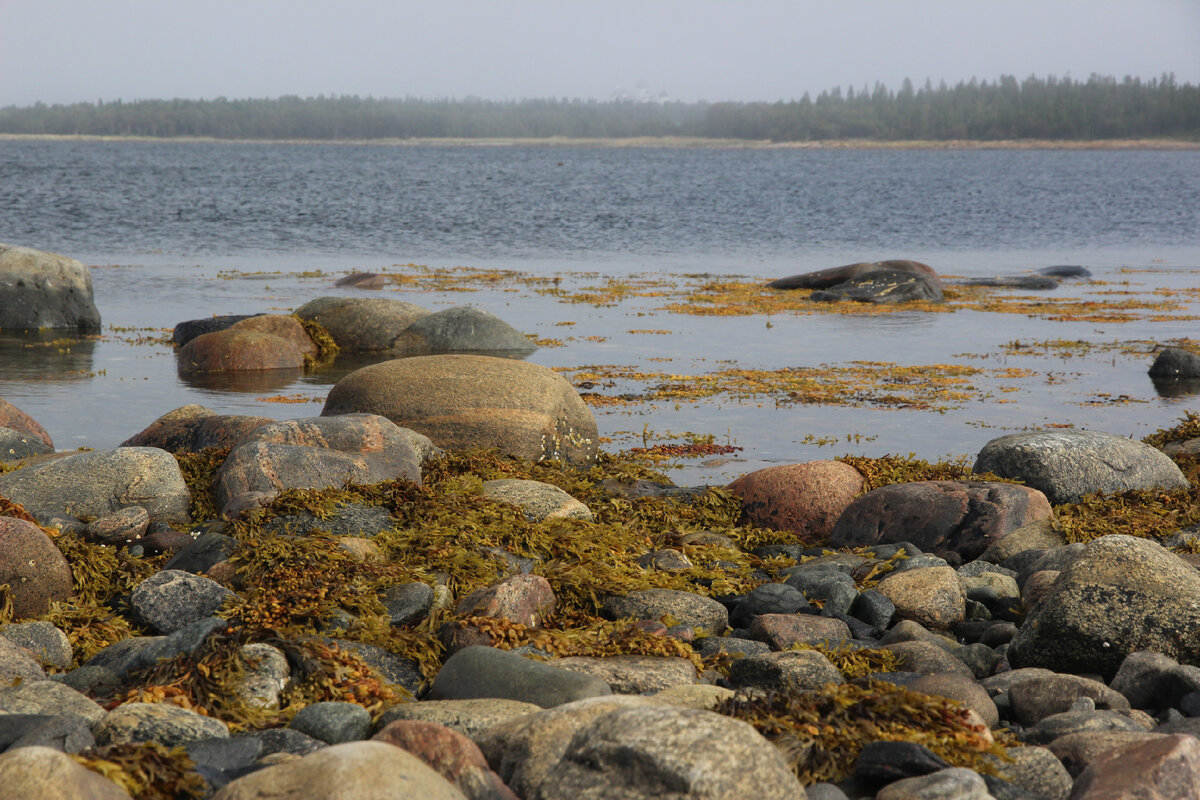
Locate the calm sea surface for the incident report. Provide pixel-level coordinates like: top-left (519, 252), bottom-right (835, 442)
top-left (2, 139), bottom-right (1199, 484)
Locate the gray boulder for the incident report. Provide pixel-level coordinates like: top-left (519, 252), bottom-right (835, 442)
top-left (0, 243), bottom-right (101, 331)
top-left (130, 571), bottom-right (236, 634)
top-left (95, 702), bottom-right (230, 747)
top-left (294, 296), bottom-right (430, 352)
top-left (1149, 347), bottom-right (1200, 379)
top-left (393, 306), bottom-right (536, 355)
top-left (1009, 535), bottom-right (1200, 678)
top-left (0, 428), bottom-right (53, 460)
top-left (767, 259), bottom-right (938, 290)
top-left (322, 355), bottom-right (598, 467)
top-left (973, 429), bottom-right (1188, 504)
top-left (0, 447), bottom-right (191, 525)
top-left (810, 269), bottom-right (945, 304)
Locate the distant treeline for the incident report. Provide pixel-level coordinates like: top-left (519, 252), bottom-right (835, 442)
top-left (2, 74), bottom-right (1196, 142)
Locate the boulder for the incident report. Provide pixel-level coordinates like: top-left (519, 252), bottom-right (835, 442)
top-left (0, 637), bottom-right (48, 685)
top-left (322, 355), bottom-right (598, 467)
top-left (477, 696), bottom-right (804, 800)
top-left (120, 405), bottom-right (273, 452)
top-left (0, 621), bottom-right (73, 669)
top-left (0, 428), bottom-right (53, 461)
top-left (767, 259), bottom-right (938, 290)
top-left (957, 275), bottom-right (1060, 290)
top-left (1149, 347), bottom-right (1200, 379)
top-left (392, 306), bottom-right (536, 355)
top-left (727, 649), bottom-right (845, 692)
top-left (725, 461), bottom-right (864, 538)
top-left (601, 588), bottom-right (728, 634)
top-left (1009, 535), bottom-right (1200, 678)
top-left (229, 314), bottom-right (318, 357)
top-left (0, 447), bottom-right (190, 525)
top-left (374, 698), bottom-right (541, 741)
top-left (1038, 265), bottom-right (1091, 278)
top-left (334, 272), bottom-right (386, 290)
top-left (0, 746), bottom-right (132, 799)
top-left (1069, 734), bottom-right (1200, 800)
top-left (294, 296), bottom-right (430, 352)
top-left (430, 647), bottom-right (612, 708)
top-left (172, 314), bottom-right (263, 347)
top-left (0, 244), bottom-right (101, 332)
top-left (177, 328), bottom-right (306, 373)
top-left (215, 414), bottom-right (438, 512)
top-left (289, 701), bottom-right (372, 744)
top-left (973, 430), bottom-right (1188, 504)
top-left (372, 719), bottom-right (517, 800)
top-left (454, 574), bottom-right (556, 628)
top-left (0, 517), bottom-right (73, 619)
top-left (480, 479), bottom-right (592, 522)
top-left (829, 480), bottom-right (1052, 563)
top-left (130, 570), bottom-right (237, 634)
top-left (551, 655), bottom-right (697, 694)
top-left (0, 397), bottom-right (53, 448)
top-left (95, 702), bottom-right (230, 747)
top-left (810, 269), bottom-right (945, 304)
top-left (211, 741), bottom-right (468, 800)
top-left (875, 566), bottom-right (966, 631)
top-left (0, 680), bottom-right (107, 728)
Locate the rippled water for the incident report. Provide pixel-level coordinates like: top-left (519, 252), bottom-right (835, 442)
top-left (2, 139), bottom-right (1199, 484)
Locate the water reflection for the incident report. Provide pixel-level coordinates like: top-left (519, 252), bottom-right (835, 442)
top-left (0, 333), bottom-right (98, 382)
top-left (1150, 376), bottom-right (1200, 398)
top-left (177, 366), bottom-right (304, 394)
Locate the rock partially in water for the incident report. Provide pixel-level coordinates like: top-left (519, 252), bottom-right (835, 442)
top-left (178, 326), bottom-right (307, 373)
top-left (392, 306), bottom-right (537, 356)
top-left (810, 269), bottom-right (944, 304)
top-left (1037, 265), bottom-right (1091, 278)
top-left (172, 314), bottom-right (264, 347)
top-left (766, 259), bottom-right (938, 290)
top-left (1149, 346), bottom-right (1200, 379)
top-left (957, 275), bottom-right (1060, 290)
top-left (0, 243), bottom-right (101, 332)
top-left (333, 271), bottom-right (386, 290)
top-left (294, 296), bottom-right (430, 352)
top-left (0, 397), bottom-right (53, 449)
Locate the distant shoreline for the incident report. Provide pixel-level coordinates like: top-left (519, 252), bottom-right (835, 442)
top-left (2, 133), bottom-right (1197, 150)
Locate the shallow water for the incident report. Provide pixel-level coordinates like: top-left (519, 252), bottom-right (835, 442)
top-left (2, 140), bottom-right (1199, 485)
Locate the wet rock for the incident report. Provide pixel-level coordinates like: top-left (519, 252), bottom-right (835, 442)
top-left (0, 713), bottom-right (94, 753)
top-left (130, 570), bottom-right (236, 634)
top-left (322, 355), bottom-right (598, 467)
top-left (172, 314), bottom-right (263, 347)
top-left (333, 271), bottom-right (386, 290)
top-left (0, 243), bottom-right (101, 331)
top-left (215, 414), bottom-right (437, 511)
top-left (0, 679), bottom-right (106, 729)
top-left (478, 695), bottom-right (804, 800)
top-left (767, 259), bottom-right (939, 290)
top-left (0, 428), bottom-right (53, 460)
top-left (601, 588), bottom-right (729, 634)
top-left (294, 296), bottom-right (431, 352)
top-left (430, 646), bottom-right (612, 708)
top-left (0, 621), bottom-right (72, 669)
top-left (121, 404), bottom-right (274, 452)
top-left (178, 326), bottom-right (307, 372)
top-left (747, 613), bottom-right (852, 650)
top-left (875, 566), bottom-right (966, 631)
top-left (289, 701), bottom-right (371, 744)
top-left (1009, 535), bottom-right (1200, 678)
top-left (96, 702), bottom-right (230, 747)
top-left (454, 574), bottom-right (556, 628)
top-left (727, 649), bottom-right (844, 692)
top-left (1070, 733), bottom-right (1200, 799)
top-left (810, 268), bottom-right (944, 304)
top-left (1149, 346), bottom-right (1200, 379)
top-left (0, 517), bottom-right (73, 619)
top-left (480, 479), bottom-right (592, 521)
top-left (229, 314), bottom-right (318, 358)
top-left (375, 698), bottom-right (541, 741)
top-left (830, 481), bottom-right (1051, 563)
top-left (958, 275), bottom-right (1060, 289)
top-left (725, 460), bottom-right (864, 538)
top-left (1038, 265), bottom-right (1091, 278)
top-left (393, 306), bottom-right (537, 355)
top-left (372, 719), bottom-right (518, 800)
top-left (0, 447), bottom-right (190, 525)
top-left (552, 655), bottom-right (697, 694)
top-left (211, 740), bottom-right (467, 800)
top-left (0, 745), bottom-right (132, 798)
top-left (973, 429), bottom-right (1188, 504)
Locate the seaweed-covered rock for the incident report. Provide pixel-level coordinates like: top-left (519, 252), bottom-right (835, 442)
top-left (810, 269), bottom-right (944, 304)
top-left (829, 481), bottom-right (1051, 563)
top-left (294, 296), bottom-right (431, 352)
top-left (215, 414), bottom-right (438, 511)
top-left (0, 243), bottom-right (101, 331)
top-left (393, 306), bottom-right (536, 355)
top-left (322, 355), bottom-right (598, 467)
top-left (454, 574), bottom-right (556, 629)
top-left (0, 517), bottom-right (73, 619)
top-left (973, 430), bottom-right (1188, 504)
top-left (725, 461), bottom-right (864, 538)
top-left (1009, 535), bottom-right (1200, 678)
top-left (0, 447), bottom-right (191, 525)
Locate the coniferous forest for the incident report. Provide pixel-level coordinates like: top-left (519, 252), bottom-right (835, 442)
top-left (1, 74), bottom-right (1196, 142)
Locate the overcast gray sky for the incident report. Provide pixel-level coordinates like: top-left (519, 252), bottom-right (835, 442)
top-left (3, 0), bottom-right (1198, 107)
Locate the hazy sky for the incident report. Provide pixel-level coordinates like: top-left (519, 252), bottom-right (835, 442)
top-left (3, 0), bottom-right (1198, 107)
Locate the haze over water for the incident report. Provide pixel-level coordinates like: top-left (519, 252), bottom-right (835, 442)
top-left (2, 139), bottom-right (1199, 483)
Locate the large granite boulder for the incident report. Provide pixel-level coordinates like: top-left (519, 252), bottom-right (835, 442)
top-left (0, 397), bottom-right (53, 448)
top-left (973, 430), bottom-right (1189, 504)
top-left (0, 447), bottom-right (191, 525)
top-left (0, 517), bottom-right (73, 619)
top-left (767, 260), bottom-right (938, 290)
top-left (0, 244), bottom-right (101, 332)
top-left (215, 414), bottom-right (439, 512)
top-left (294, 296), bottom-right (430, 352)
top-left (392, 306), bottom-right (536, 355)
top-left (322, 355), bottom-right (598, 467)
top-left (829, 480), bottom-right (1052, 563)
top-left (120, 404), bottom-right (274, 452)
top-left (177, 315), bottom-right (312, 373)
top-left (0, 746), bottom-right (132, 799)
top-left (1009, 535), bottom-right (1200, 678)
top-left (725, 461), bottom-right (864, 538)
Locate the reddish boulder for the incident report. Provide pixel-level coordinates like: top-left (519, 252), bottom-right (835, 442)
top-left (121, 404), bottom-right (274, 452)
top-left (0, 517), bottom-right (73, 618)
top-left (0, 397), bottom-right (52, 448)
top-left (177, 328), bottom-right (305, 373)
top-left (726, 461), bottom-right (864, 538)
top-left (455, 574), bottom-right (556, 628)
top-left (230, 314), bottom-right (317, 358)
top-left (830, 480), bottom-right (1052, 563)
top-left (1070, 734), bottom-right (1200, 799)
top-left (373, 719), bottom-right (518, 800)
top-left (747, 613), bottom-right (852, 650)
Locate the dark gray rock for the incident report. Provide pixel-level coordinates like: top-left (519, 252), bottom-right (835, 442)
top-left (1149, 347), bottom-right (1200, 378)
top-left (289, 701), bottom-right (372, 744)
top-left (392, 306), bottom-right (537, 355)
top-left (851, 589), bottom-right (896, 630)
top-left (325, 639), bottom-right (424, 698)
top-left (0, 244), bottom-right (101, 331)
top-left (240, 727), bottom-right (327, 757)
top-left (131, 570), bottom-right (236, 634)
top-left (382, 582), bottom-right (435, 627)
top-left (853, 740), bottom-right (951, 786)
top-left (172, 315), bottom-right (263, 347)
top-left (973, 429), bottom-right (1189, 504)
top-left (430, 646), bottom-right (612, 708)
top-left (694, 636), bottom-right (772, 659)
top-left (264, 503), bottom-right (395, 539)
top-left (164, 531), bottom-right (238, 574)
top-left (186, 736), bottom-right (263, 770)
top-left (810, 268), bottom-right (944, 304)
top-left (1037, 265), bottom-right (1091, 278)
top-left (1110, 651), bottom-right (1200, 710)
top-left (783, 569), bottom-right (859, 617)
top-left (0, 713), bottom-right (94, 754)
top-left (767, 260), bottom-right (938, 290)
top-left (601, 588), bottom-right (729, 634)
top-left (728, 582), bottom-right (810, 627)
top-left (0, 428), bottom-right (53, 460)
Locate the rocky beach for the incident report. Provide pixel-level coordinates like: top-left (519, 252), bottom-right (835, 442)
top-left (8, 243), bottom-right (1200, 799)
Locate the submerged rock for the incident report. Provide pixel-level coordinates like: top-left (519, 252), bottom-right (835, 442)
top-left (1149, 346), bottom-right (1200, 379)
